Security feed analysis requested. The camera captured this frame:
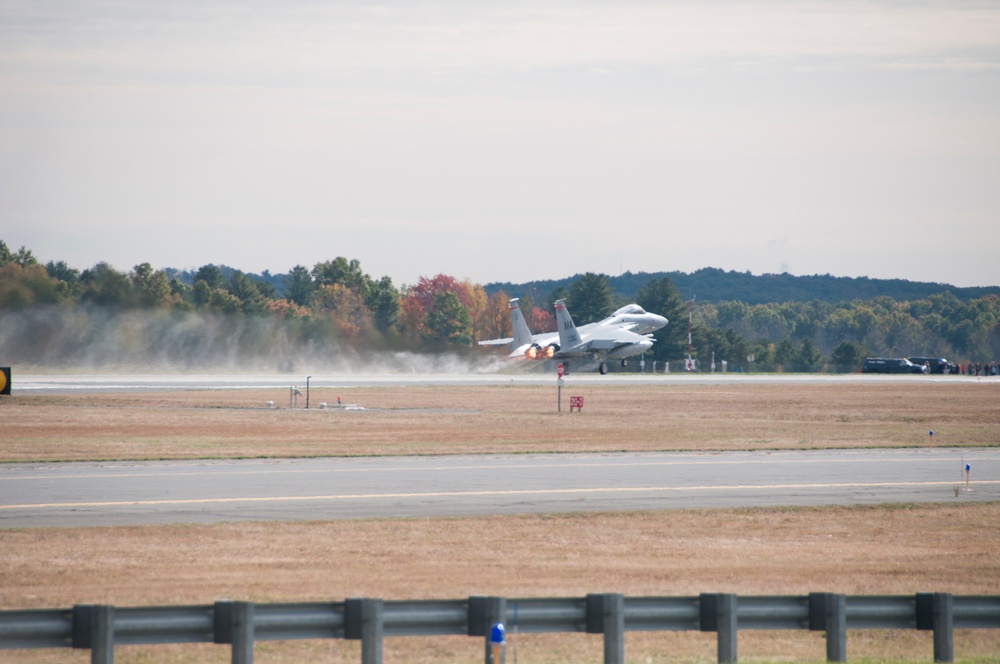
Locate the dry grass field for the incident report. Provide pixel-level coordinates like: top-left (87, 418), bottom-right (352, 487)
top-left (3, 381), bottom-right (999, 462)
top-left (2, 380), bottom-right (999, 662)
top-left (1, 505), bottom-right (999, 663)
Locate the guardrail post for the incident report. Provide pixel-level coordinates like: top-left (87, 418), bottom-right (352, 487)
top-left (72, 604), bottom-right (115, 664)
top-left (717, 594), bottom-right (737, 664)
top-left (809, 593), bottom-right (847, 662)
top-left (485, 596), bottom-right (506, 664)
top-left (586, 593), bottom-right (625, 664)
top-left (917, 593), bottom-right (954, 662)
top-left (214, 601), bottom-right (254, 664)
top-left (346, 598), bottom-right (384, 664)
top-left (700, 593), bottom-right (737, 663)
top-left (827, 594), bottom-right (846, 662)
top-left (231, 601), bottom-right (254, 664)
top-left (933, 594), bottom-right (954, 663)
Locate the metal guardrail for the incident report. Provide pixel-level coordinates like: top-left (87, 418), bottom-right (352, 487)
top-left (1, 593), bottom-right (998, 663)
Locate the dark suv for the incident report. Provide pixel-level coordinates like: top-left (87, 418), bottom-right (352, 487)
top-left (862, 358), bottom-right (928, 374)
top-left (907, 357), bottom-right (952, 374)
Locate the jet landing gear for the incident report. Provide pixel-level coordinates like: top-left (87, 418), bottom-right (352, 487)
top-left (598, 359), bottom-right (628, 375)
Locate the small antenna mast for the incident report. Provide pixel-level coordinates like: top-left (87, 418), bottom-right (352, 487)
top-left (687, 295), bottom-right (695, 371)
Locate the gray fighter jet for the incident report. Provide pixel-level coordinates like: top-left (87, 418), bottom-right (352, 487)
top-left (479, 299), bottom-right (667, 374)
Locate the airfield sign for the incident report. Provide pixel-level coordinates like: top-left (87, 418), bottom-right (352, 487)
top-left (556, 363), bottom-right (565, 412)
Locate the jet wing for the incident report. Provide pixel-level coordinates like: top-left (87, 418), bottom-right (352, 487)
top-left (564, 335), bottom-right (644, 352)
top-left (556, 327), bottom-right (649, 356)
top-left (478, 337), bottom-right (514, 346)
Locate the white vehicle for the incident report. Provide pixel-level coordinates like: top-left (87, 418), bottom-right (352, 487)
top-left (479, 299), bottom-right (667, 375)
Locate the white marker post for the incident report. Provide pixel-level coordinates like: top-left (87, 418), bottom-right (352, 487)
top-left (557, 363), bottom-right (564, 412)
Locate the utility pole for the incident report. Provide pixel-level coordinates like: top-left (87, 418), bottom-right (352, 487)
top-left (686, 296), bottom-right (695, 371)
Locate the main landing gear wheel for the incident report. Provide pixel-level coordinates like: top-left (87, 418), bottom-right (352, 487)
top-left (621, 359), bottom-right (628, 367)
top-left (599, 362), bottom-right (609, 375)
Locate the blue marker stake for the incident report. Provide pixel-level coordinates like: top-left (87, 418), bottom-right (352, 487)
top-left (490, 622), bottom-right (506, 663)
top-left (966, 463), bottom-right (972, 492)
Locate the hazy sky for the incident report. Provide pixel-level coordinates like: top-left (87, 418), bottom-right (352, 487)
top-left (2, 1), bottom-right (998, 288)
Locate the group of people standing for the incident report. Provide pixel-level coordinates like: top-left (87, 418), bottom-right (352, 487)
top-left (956, 362), bottom-right (997, 376)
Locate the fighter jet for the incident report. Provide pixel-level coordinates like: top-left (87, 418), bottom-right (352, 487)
top-left (479, 299), bottom-right (667, 375)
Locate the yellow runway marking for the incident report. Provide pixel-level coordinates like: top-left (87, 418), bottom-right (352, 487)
top-left (2, 480), bottom-right (997, 510)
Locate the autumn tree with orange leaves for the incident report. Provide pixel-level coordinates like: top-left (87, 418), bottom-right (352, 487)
top-left (314, 283), bottom-right (373, 343)
top-left (479, 291), bottom-right (513, 341)
top-left (401, 274), bottom-right (491, 347)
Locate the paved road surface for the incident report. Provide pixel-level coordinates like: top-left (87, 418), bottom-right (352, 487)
top-left (2, 449), bottom-right (997, 528)
top-left (13, 371), bottom-right (988, 393)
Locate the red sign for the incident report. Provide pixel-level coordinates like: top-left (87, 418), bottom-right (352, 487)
top-left (556, 363), bottom-right (564, 378)
top-left (569, 396), bottom-right (584, 411)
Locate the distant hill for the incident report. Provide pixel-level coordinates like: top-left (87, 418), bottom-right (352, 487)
top-left (485, 268), bottom-right (1000, 305)
top-left (164, 265), bottom-right (285, 294)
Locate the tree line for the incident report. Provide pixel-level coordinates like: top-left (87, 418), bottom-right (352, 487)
top-left (490, 267), bottom-right (1000, 307)
top-left (1, 240), bottom-right (997, 371)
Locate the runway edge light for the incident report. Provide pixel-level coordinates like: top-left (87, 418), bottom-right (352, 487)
top-left (0, 367), bottom-right (10, 396)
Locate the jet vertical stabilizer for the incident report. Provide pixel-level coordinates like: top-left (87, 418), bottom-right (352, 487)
top-left (554, 299), bottom-right (582, 351)
top-left (509, 299), bottom-right (534, 350)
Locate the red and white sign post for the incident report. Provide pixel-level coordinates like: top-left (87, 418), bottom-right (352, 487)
top-left (556, 363), bottom-right (564, 412)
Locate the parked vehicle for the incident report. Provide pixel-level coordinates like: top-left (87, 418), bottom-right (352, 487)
top-left (907, 357), bottom-right (952, 374)
top-left (862, 358), bottom-right (928, 374)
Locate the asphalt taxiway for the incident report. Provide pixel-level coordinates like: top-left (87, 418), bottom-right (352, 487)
top-left (2, 449), bottom-right (997, 528)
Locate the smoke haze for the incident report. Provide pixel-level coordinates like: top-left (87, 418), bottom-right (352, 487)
top-left (0, 306), bottom-right (508, 374)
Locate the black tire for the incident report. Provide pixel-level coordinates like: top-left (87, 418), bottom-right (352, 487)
top-left (599, 362), bottom-right (608, 375)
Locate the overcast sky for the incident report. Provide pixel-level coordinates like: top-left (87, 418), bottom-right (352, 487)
top-left (2, 1), bottom-right (998, 288)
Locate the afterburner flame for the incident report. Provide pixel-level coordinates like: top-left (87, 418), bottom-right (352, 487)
top-left (525, 345), bottom-right (556, 360)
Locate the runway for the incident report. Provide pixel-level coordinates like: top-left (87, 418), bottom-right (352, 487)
top-left (12, 370), bottom-right (983, 393)
top-left (2, 449), bottom-right (997, 528)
